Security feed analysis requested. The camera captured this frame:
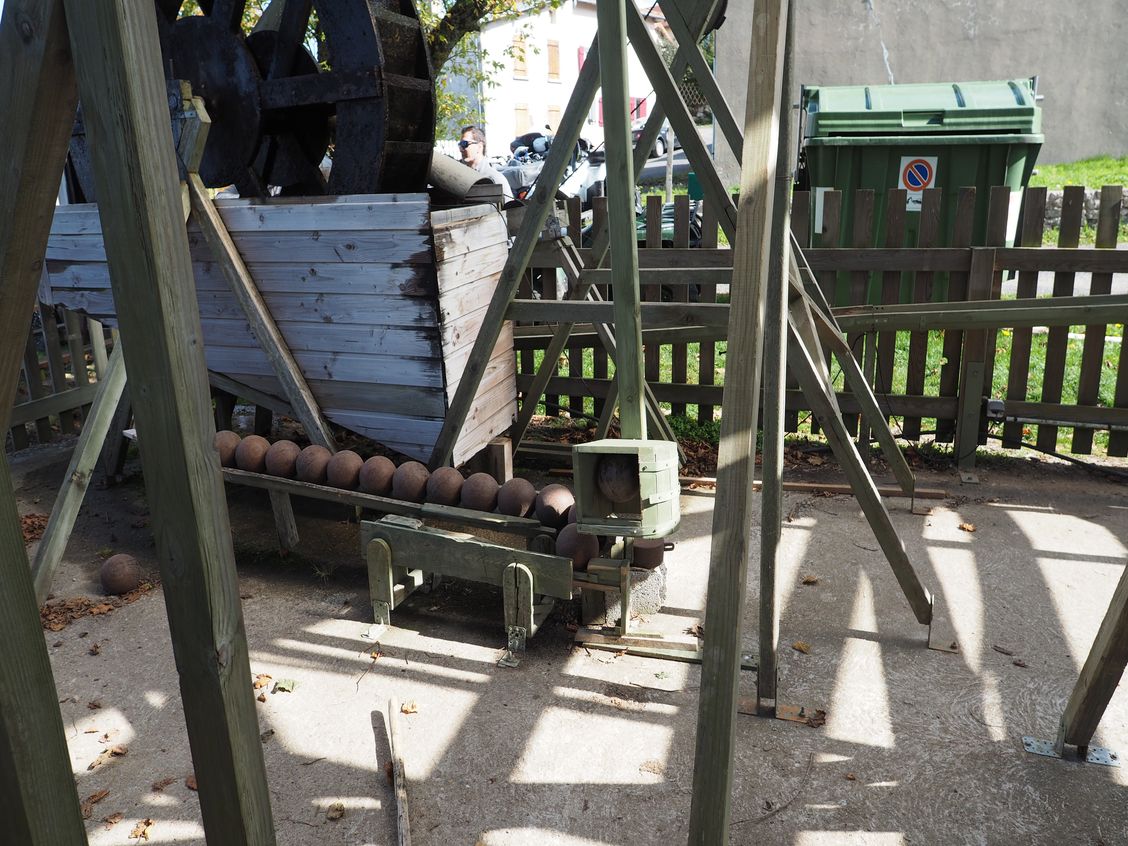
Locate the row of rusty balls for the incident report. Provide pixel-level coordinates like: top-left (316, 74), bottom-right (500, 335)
top-left (213, 431), bottom-right (603, 569)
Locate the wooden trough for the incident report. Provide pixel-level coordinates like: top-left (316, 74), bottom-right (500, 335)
top-left (42, 194), bottom-right (516, 465)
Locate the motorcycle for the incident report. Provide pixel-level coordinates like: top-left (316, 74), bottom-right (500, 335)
top-left (496, 130), bottom-right (606, 210)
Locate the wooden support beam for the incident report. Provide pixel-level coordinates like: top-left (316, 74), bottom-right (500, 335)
top-left (428, 34), bottom-right (602, 468)
top-left (955, 249), bottom-right (996, 472)
top-left (688, 1), bottom-right (788, 842)
top-left (188, 174), bottom-right (336, 451)
top-left (31, 343), bottom-right (127, 605)
top-left (756, 0), bottom-right (796, 714)
top-left (62, 0), bottom-right (275, 840)
top-left (1056, 563), bottom-right (1128, 751)
top-left (0, 1), bottom-right (88, 840)
top-left (596, 0), bottom-right (646, 439)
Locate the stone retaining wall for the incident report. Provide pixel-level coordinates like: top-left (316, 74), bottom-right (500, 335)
top-left (1042, 189), bottom-right (1128, 232)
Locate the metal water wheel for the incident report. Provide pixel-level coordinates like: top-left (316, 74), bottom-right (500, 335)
top-left (70, 0), bottom-right (435, 198)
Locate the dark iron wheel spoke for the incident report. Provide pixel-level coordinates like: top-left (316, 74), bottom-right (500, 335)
top-left (268, 0), bottom-right (314, 79)
top-left (203, 0), bottom-right (247, 32)
top-left (259, 68), bottom-right (380, 111)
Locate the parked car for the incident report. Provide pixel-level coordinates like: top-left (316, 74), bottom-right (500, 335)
top-left (630, 117), bottom-right (679, 159)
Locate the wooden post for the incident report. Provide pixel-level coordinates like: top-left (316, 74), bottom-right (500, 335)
top-left (955, 248), bottom-right (995, 473)
top-left (688, 1), bottom-right (788, 842)
top-left (62, 0), bottom-right (275, 841)
top-left (1056, 563), bottom-right (1128, 752)
top-left (0, 0), bottom-right (88, 841)
top-left (756, 0), bottom-right (795, 714)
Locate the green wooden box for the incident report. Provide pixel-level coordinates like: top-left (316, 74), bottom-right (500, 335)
top-left (572, 439), bottom-right (680, 538)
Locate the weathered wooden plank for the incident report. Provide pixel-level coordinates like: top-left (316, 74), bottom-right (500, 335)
top-left (843, 188), bottom-right (876, 436)
top-left (901, 188), bottom-right (942, 440)
top-left (63, 0), bottom-right (275, 837)
top-left (643, 195), bottom-right (662, 386)
top-left (669, 194), bottom-right (691, 418)
top-left (201, 318), bottom-right (441, 358)
top-left (591, 197), bottom-right (609, 418)
top-left (0, 0), bottom-right (89, 838)
top-left (506, 299), bottom-right (729, 327)
top-left (62, 309), bottom-right (89, 424)
top-left (202, 346), bottom-right (444, 387)
top-left (874, 189), bottom-right (906, 440)
top-left (363, 518), bottom-right (572, 600)
top-left (1071, 186), bottom-right (1121, 455)
top-left (688, 0), bottom-right (788, 838)
top-left (954, 248), bottom-right (995, 469)
top-left (21, 331), bottom-right (55, 443)
top-left (189, 174), bottom-right (336, 451)
top-left (434, 242), bottom-right (509, 295)
top-left (1038, 186), bottom-right (1085, 452)
top-left (935, 187), bottom-right (979, 442)
top-left (9, 382), bottom-right (100, 427)
top-left (698, 197), bottom-right (720, 424)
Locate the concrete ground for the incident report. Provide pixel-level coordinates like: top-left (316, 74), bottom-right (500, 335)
top-left (14, 439), bottom-right (1128, 845)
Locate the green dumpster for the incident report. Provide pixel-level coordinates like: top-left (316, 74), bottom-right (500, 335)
top-left (799, 78), bottom-right (1043, 295)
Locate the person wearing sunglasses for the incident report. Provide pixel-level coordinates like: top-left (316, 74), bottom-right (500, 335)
top-left (459, 125), bottom-right (512, 200)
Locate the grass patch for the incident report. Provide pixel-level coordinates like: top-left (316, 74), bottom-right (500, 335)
top-left (1029, 155), bottom-right (1128, 191)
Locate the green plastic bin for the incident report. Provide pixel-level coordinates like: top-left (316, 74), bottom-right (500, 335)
top-left (799, 78), bottom-right (1043, 297)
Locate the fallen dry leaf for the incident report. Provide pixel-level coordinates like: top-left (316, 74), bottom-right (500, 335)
top-left (792, 641), bottom-right (811, 654)
top-left (639, 760), bottom-right (664, 775)
top-left (87, 700), bottom-right (102, 710)
top-left (151, 777), bottom-right (175, 792)
top-left (807, 455), bottom-right (824, 466)
top-left (103, 812), bottom-right (124, 829)
top-left (80, 789), bottom-right (110, 819)
top-left (326, 802), bottom-right (346, 821)
top-left (260, 729), bottom-right (275, 743)
top-left (992, 645), bottom-right (1015, 657)
top-left (845, 773), bottom-right (857, 781)
top-left (129, 818), bottom-right (154, 841)
top-left (272, 678), bottom-right (296, 694)
top-left (801, 575), bottom-right (819, 586)
top-left (88, 642), bottom-right (101, 656)
top-left (687, 623), bottom-right (705, 638)
top-left (958, 522), bottom-right (976, 533)
top-left (185, 774), bottom-right (198, 791)
top-left (805, 709), bottom-right (828, 728)
top-left (257, 693), bottom-right (267, 703)
top-left (252, 674), bottom-right (272, 690)
top-left (21, 512), bottom-right (48, 543)
top-left (88, 745), bottom-right (128, 771)
top-left (1013, 659), bottom-right (1028, 668)
top-left (400, 701), bottom-right (418, 715)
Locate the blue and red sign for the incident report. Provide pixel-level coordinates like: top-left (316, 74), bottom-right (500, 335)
top-left (902, 158), bottom-right (934, 191)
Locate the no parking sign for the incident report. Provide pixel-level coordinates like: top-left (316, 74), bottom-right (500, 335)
top-left (899, 156), bottom-right (937, 212)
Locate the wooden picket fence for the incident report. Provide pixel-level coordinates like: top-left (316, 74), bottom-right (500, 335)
top-left (7, 303), bottom-right (113, 450)
top-left (517, 185), bottom-right (1128, 459)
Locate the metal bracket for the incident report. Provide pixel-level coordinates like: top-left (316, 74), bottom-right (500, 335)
top-left (362, 622), bottom-right (387, 642)
top-left (739, 701), bottom-right (827, 727)
top-left (959, 470), bottom-right (980, 485)
top-left (1022, 736), bottom-right (1121, 767)
top-left (498, 625), bottom-right (527, 668)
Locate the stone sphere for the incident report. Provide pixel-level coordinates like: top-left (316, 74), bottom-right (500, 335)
top-left (213, 430), bottom-right (241, 468)
top-left (392, 461), bottom-right (430, 503)
top-left (296, 445), bottom-right (332, 484)
top-left (555, 524), bottom-right (600, 571)
top-left (326, 450), bottom-right (364, 489)
top-left (359, 456), bottom-right (396, 496)
top-left (597, 454), bottom-right (640, 503)
top-left (264, 439), bottom-right (301, 478)
top-left (425, 467), bottom-right (464, 506)
top-left (234, 435), bottom-right (270, 473)
top-left (566, 503), bottom-right (578, 525)
top-left (460, 472), bottom-right (500, 512)
top-left (534, 484), bottom-right (574, 529)
top-left (100, 553), bottom-right (142, 595)
top-left (497, 477), bottom-right (537, 517)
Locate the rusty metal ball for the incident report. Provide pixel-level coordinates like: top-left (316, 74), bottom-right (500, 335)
top-left (326, 450), bottom-right (364, 489)
top-left (596, 454), bottom-right (640, 504)
top-left (213, 430), bottom-right (241, 468)
top-left (566, 503), bottom-right (577, 525)
top-left (264, 439), bottom-right (301, 478)
top-left (497, 477), bottom-right (537, 517)
top-left (535, 484), bottom-right (575, 529)
top-left (100, 553), bottom-right (142, 595)
top-left (392, 461), bottom-right (430, 503)
top-left (296, 445), bottom-right (332, 484)
top-left (460, 472), bottom-right (500, 512)
top-left (426, 467), bottom-right (464, 506)
top-left (555, 524), bottom-right (600, 571)
top-left (235, 435), bottom-right (271, 473)
top-left (359, 456), bottom-right (396, 495)
top-left (631, 538), bottom-right (666, 570)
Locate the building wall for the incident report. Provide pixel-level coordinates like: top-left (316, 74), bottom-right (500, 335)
top-left (474, 0), bottom-right (662, 156)
top-left (714, 0), bottom-right (1127, 182)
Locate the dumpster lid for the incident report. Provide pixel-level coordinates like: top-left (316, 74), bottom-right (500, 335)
top-left (803, 79), bottom-right (1042, 137)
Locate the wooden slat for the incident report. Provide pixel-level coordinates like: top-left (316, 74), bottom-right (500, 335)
top-left (698, 197), bottom-right (720, 424)
top-left (644, 195), bottom-right (662, 386)
top-left (62, 308), bottom-right (89, 425)
top-left (901, 188), bottom-right (942, 440)
top-left (63, 1), bottom-right (275, 839)
top-left (934, 187), bottom-right (978, 442)
top-left (671, 194), bottom-right (691, 417)
top-left (954, 248), bottom-right (996, 468)
top-left (843, 188), bottom-right (875, 436)
top-left (1072, 186), bottom-right (1122, 454)
top-left (873, 189), bottom-right (906, 440)
top-left (0, 1), bottom-right (85, 835)
top-left (22, 329), bottom-right (55, 443)
top-left (201, 318), bottom-right (440, 358)
top-left (591, 197), bottom-right (609, 418)
top-left (1037, 186), bottom-right (1085, 452)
